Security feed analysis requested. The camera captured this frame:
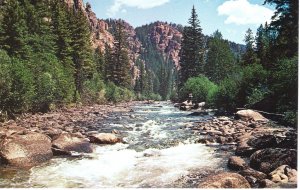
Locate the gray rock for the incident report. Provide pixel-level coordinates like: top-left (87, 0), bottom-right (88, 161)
top-left (52, 133), bottom-right (93, 155)
top-left (0, 132), bottom-right (53, 167)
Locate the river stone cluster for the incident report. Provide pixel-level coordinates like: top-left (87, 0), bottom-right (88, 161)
top-left (186, 109), bottom-right (297, 188)
top-left (0, 103), bottom-right (132, 168)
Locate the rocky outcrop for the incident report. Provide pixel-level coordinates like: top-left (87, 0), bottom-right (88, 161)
top-left (105, 19), bottom-right (142, 84)
top-left (149, 22), bottom-right (182, 68)
top-left (0, 132), bottom-right (53, 167)
top-left (250, 148), bottom-right (297, 173)
top-left (236, 110), bottom-right (268, 122)
top-left (64, 0), bottom-right (84, 11)
top-left (198, 172), bottom-right (251, 188)
top-left (239, 168), bottom-right (268, 187)
top-left (89, 133), bottom-right (122, 144)
top-left (52, 133), bottom-right (93, 155)
top-left (269, 165), bottom-right (297, 183)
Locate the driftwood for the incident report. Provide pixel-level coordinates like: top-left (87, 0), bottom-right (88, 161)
top-left (236, 108), bottom-right (285, 117)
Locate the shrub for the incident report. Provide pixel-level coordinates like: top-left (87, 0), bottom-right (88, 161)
top-left (206, 84), bottom-right (218, 107)
top-left (214, 76), bottom-right (241, 112)
top-left (0, 56), bottom-right (35, 115)
top-left (30, 54), bottom-right (75, 111)
top-left (169, 91), bottom-right (179, 102)
top-left (105, 82), bottom-right (135, 103)
top-left (180, 75), bottom-right (218, 103)
top-left (34, 72), bottom-right (56, 112)
top-left (82, 73), bottom-right (106, 104)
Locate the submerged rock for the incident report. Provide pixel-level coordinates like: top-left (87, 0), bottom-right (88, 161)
top-left (89, 133), bottom-right (122, 144)
top-left (250, 148), bottom-right (297, 173)
top-left (198, 172), bottom-right (251, 188)
top-left (52, 133), bottom-right (93, 155)
top-left (0, 132), bottom-right (53, 167)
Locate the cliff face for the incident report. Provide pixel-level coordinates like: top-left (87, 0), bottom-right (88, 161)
top-left (149, 22), bottom-right (182, 68)
top-left (64, 0), bottom-right (114, 51)
top-left (85, 4), bottom-right (114, 51)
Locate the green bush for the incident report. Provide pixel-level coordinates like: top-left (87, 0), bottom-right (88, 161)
top-left (245, 86), bottom-right (269, 108)
top-left (0, 55), bottom-right (35, 115)
top-left (272, 56), bottom-right (298, 127)
top-left (136, 93), bottom-right (162, 101)
top-left (169, 91), bottom-right (179, 102)
top-left (180, 75), bottom-right (218, 103)
top-left (214, 76), bottom-right (241, 112)
top-left (121, 88), bottom-right (135, 102)
top-left (206, 84), bottom-right (218, 107)
top-left (105, 82), bottom-right (135, 103)
top-left (30, 54), bottom-right (75, 111)
top-left (82, 73), bottom-right (106, 104)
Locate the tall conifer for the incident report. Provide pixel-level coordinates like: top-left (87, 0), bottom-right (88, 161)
top-left (179, 6), bottom-right (204, 87)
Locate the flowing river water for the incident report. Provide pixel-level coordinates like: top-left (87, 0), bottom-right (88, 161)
top-left (0, 102), bottom-right (228, 188)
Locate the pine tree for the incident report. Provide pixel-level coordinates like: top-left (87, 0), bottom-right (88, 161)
top-left (69, 8), bottom-right (94, 100)
top-left (204, 30), bottom-right (235, 83)
top-left (179, 5), bottom-right (204, 87)
top-left (255, 23), bottom-right (271, 68)
top-left (52, 0), bottom-right (73, 65)
top-left (264, 0), bottom-right (298, 58)
top-left (0, 0), bottom-right (31, 58)
top-left (94, 47), bottom-right (105, 77)
top-left (242, 28), bottom-right (258, 65)
top-left (104, 44), bottom-right (114, 82)
top-left (112, 21), bottom-right (131, 88)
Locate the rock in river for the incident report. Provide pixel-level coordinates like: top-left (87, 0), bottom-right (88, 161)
top-left (89, 133), bottom-right (122, 144)
top-left (198, 172), bottom-right (251, 188)
top-left (269, 165), bottom-right (297, 183)
top-left (236, 110), bottom-right (268, 121)
top-left (52, 133), bottom-right (93, 155)
top-left (250, 148), bottom-right (297, 173)
top-left (0, 132), bottom-right (53, 167)
top-left (228, 156), bottom-right (247, 171)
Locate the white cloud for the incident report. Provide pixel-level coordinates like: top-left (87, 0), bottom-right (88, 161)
top-left (107, 0), bottom-right (170, 17)
top-left (218, 0), bottom-right (274, 25)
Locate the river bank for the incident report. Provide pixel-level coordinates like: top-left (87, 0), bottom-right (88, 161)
top-left (0, 101), bottom-right (297, 188)
top-left (183, 112), bottom-right (297, 188)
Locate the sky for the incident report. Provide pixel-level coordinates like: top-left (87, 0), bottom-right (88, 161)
top-left (82, 0), bottom-right (275, 44)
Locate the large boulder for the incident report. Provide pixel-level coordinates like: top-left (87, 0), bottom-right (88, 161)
top-left (52, 133), bottom-right (93, 155)
top-left (228, 156), bottom-right (247, 171)
top-left (239, 168), bottom-right (268, 187)
top-left (250, 148), bottom-right (297, 173)
top-left (89, 133), bottom-right (122, 144)
top-left (0, 132), bottom-right (53, 167)
top-left (198, 172), bottom-right (251, 188)
top-left (235, 141), bottom-right (257, 157)
top-left (239, 168), bottom-right (267, 181)
top-left (180, 100), bottom-right (193, 111)
top-left (269, 165), bottom-right (297, 183)
top-left (247, 135), bottom-right (278, 149)
top-left (236, 110), bottom-right (268, 121)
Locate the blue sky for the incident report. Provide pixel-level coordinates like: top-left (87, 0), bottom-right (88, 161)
top-left (83, 0), bottom-right (275, 44)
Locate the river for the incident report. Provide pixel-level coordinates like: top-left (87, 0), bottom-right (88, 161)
top-left (0, 102), bottom-right (227, 188)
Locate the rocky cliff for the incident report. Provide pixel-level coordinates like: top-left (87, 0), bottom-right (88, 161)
top-left (64, 0), bottom-right (114, 51)
top-left (149, 22), bottom-right (182, 68)
top-left (63, 0), bottom-right (245, 81)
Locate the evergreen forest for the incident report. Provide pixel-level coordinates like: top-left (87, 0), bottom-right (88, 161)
top-left (0, 0), bottom-right (298, 127)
